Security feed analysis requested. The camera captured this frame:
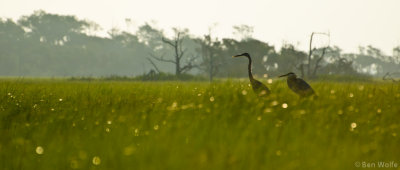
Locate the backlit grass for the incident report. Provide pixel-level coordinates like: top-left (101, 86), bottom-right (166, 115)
top-left (1, 79), bottom-right (399, 169)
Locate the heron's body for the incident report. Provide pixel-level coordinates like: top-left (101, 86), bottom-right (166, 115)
top-left (233, 53), bottom-right (270, 97)
top-left (250, 78), bottom-right (270, 96)
top-left (280, 72), bottom-right (316, 98)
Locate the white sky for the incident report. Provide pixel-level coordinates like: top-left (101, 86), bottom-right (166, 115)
top-left (1, 0), bottom-right (400, 54)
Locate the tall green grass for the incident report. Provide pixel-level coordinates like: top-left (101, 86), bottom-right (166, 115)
top-left (1, 79), bottom-right (399, 169)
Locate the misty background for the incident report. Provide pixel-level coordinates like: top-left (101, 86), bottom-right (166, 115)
top-left (0, 9), bottom-right (399, 79)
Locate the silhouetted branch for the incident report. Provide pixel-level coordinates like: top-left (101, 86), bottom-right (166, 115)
top-left (178, 48), bottom-right (186, 60)
top-left (181, 55), bottom-right (199, 73)
top-left (149, 53), bottom-right (176, 64)
top-left (181, 64), bottom-right (193, 73)
top-left (383, 72), bottom-right (399, 82)
top-left (159, 30), bottom-right (196, 75)
top-left (307, 32), bottom-right (330, 78)
top-left (161, 37), bottom-right (175, 47)
top-left (312, 47), bottom-right (328, 77)
top-left (146, 57), bottom-right (161, 73)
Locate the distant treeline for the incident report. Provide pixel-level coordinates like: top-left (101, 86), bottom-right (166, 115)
top-left (1, 10), bottom-right (399, 79)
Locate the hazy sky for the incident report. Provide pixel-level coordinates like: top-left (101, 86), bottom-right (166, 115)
top-left (1, 0), bottom-right (400, 54)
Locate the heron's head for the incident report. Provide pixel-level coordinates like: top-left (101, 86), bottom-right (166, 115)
top-left (279, 72), bottom-right (297, 78)
top-left (232, 53), bottom-right (250, 58)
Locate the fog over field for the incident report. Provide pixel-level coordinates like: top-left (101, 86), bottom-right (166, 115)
top-left (0, 0), bottom-right (399, 78)
top-left (2, 0), bottom-right (400, 54)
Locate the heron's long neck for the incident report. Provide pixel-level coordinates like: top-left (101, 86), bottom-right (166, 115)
top-left (247, 56), bottom-right (254, 81)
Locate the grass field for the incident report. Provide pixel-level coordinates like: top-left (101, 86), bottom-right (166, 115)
top-left (1, 79), bottom-right (399, 169)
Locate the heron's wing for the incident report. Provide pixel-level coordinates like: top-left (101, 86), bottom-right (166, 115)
top-left (295, 78), bottom-right (312, 90)
top-left (251, 79), bottom-right (270, 96)
top-left (254, 80), bottom-right (270, 89)
top-left (295, 78), bottom-right (315, 96)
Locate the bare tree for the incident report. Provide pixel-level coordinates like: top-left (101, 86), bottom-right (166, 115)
top-left (150, 29), bottom-right (197, 75)
top-left (306, 32), bottom-right (330, 78)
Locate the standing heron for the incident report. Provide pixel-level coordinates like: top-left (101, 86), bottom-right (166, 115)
top-left (279, 72), bottom-right (316, 98)
top-left (233, 53), bottom-right (270, 97)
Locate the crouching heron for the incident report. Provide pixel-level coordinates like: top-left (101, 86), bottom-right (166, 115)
top-left (279, 72), bottom-right (316, 98)
top-left (233, 53), bottom-right (270, 97)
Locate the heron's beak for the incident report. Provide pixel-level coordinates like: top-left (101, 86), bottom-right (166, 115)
top-left (232, 54), bottom-right (242, 58)
top-left (279, 73), bottom-right (288, 77)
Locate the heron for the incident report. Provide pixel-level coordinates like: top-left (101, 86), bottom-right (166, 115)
top-left (279, 72), bottom-right (316, 98)
top-left (233, 53), bottom-right (270, 97)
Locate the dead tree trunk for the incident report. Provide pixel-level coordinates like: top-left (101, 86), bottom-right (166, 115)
top-left (311, 47), bottom-right (327, 77)
top-left (307, 32), bottom-right (315, 78)
top-left (162, 32), bottom-right (184, 75)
